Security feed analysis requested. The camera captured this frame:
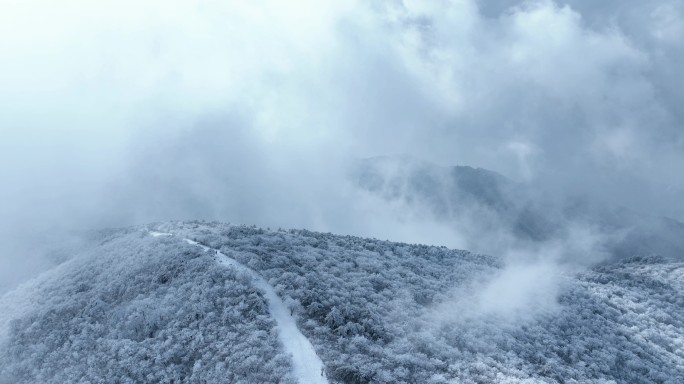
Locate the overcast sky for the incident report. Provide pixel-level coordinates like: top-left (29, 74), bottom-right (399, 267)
top-left (1, 0), bottom-right (682, 290)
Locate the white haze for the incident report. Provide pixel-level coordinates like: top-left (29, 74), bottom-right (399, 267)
top-left (1, 0), bottom-right (683, 296)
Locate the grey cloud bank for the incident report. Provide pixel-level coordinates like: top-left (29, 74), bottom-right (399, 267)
top-left (1, 0), bottom-right (682, 290)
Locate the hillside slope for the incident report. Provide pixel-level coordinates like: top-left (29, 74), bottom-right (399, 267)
top-left (1, 222), bottom-right (683, 383)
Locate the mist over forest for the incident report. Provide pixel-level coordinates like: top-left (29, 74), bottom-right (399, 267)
top-left (1, 1), bottom-right (683, 383)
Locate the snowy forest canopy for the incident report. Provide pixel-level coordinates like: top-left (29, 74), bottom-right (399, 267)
top-left (1, 222), bottom-right (683, 383)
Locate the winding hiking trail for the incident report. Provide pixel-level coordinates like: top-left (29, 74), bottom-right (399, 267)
top-left (150, 231), bottom-right (328, 384)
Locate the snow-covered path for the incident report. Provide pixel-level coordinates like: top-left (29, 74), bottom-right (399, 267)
top-left (150, 231), bottom-right (328, 384)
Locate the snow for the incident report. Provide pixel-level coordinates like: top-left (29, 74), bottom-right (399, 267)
top-left (4, 224), bottom-right (683, 382)
top-left (149, 231), bottom-right (173, 237)
top-left (181, 237), bottom-right (329, 384)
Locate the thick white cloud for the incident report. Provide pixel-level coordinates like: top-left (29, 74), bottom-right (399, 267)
top-left (0, 0), bottom-right (682, 290)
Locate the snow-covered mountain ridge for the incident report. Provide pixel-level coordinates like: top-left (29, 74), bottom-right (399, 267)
top-left (1, 221), bottom-right (683, 383)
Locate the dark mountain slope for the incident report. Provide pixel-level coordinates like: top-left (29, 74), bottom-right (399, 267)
top-left (352, 156), bottom-right (684, 261)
